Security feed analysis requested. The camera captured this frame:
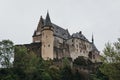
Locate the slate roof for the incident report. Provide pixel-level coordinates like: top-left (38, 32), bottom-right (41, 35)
top-left (91, 43), bottom-right (99, 52)
top-left (33, 13), bottom-right (99, 52)
top-left (52, 23), bottom-right (70, 39)
top-left (72, 32), bottom-right (89, 42)
top-left (44, 12), bottom-right (52, 27)
top-left (42, 18), bottom-right (70, 39)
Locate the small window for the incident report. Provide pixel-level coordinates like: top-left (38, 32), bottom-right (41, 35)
top-left (76, 44), bottom-right (78, 48)
top-left (48, 44), bottom-right (50, 47)
top-left (93, 55), bottom-right (95, 59)
top-left (72, 44), bottom-right (74, 46)
top-left (72, 39), bottom-right (74, 42)
top-left (77, 49), bottom-right (78, 52)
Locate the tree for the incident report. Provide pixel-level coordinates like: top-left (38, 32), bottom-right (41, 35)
top-left (41, 71), bottom-right (52, 80)
top-left (48, 66), bottom-right (61, 80)
top-left (90, 69), bottom-right (108, 80)
top-left (100, 38), bottom-right (120, 80)
top-left (73, 69), bottom-right (82, 80)
top-left (14, 46), bottom-right (41, 80)
top-left (61, 57), bottom-right (73, 80)
top-left (73, 56), bottom-right (92, 66)
top-left (0, 40), bottom-right (14, 68)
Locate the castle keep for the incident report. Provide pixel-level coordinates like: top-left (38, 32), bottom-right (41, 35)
top-left (24, 12), bottom-right (101, 62)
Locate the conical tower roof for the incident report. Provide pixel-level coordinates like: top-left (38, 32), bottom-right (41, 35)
top-left (44, 12), bottom-right (52, 27)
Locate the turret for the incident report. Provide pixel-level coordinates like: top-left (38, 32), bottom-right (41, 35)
top-left (37, 16), bottom-right (44, 31)
top-left (32, 16), bottom-right (44, 43)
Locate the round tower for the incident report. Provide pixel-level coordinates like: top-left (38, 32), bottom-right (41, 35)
top-left (41, 12), bottom-right (54, 60)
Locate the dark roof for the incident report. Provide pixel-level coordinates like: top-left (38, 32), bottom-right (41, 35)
top-left (33, 13), bottom-right (92, 42)
top-left (37, 16), bottom-right (44, 29)
top-left (44, 12), bottom-right (52, 27)
top-left (91, 43), bottom-right (99, 52)
top-left (72, 32), bottom-right (89, 42)
top-left (52, 23), bottom-right (70, 39)
top-left (42, 18), bottom-right (70, 39)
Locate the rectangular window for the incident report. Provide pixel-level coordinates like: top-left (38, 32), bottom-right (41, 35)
top-left (72, 39), bottom-right (74, 42)
top-left (48, 44), bottom-right (50, 47)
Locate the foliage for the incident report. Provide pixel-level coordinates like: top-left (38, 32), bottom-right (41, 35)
top-left (0, 68), bottom-right (18, 80)
top-left (73, 69), bottom-right (82, 80)
top-left (0, 40), bottom-right (14, 68)
top-left (60, 57), bottom-right (73, 80)
top-left (0, 40), bottom-right (104, 80)
top-left (14, 46), bottom-right (41, 80)
top-left (62, 57), bottom-right (71, 67)
top-left (41, 71), bottom-right (52, 80)
top-left (73, 56), bottom-right (92, 66)
top-left (100, 38), bottom-right (120, 80)
top-left (90, 69), bottom-right (108, 80)
top-left (48, 66), bottom-right (61, 80)
top-left (61, 66), bottom-right (73, 80)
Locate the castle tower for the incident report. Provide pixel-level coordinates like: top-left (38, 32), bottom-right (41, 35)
top-left (41, 12), bottom-right (54, 60)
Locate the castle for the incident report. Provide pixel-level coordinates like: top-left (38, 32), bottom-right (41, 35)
top-left (23, 12), bottom-right (101, 62)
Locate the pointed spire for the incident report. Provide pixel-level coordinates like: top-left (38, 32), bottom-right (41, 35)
top-left (92, 34), bottom-right (94, 44)
top-left (38, 16), bottom-right (44, 25)
top-left (40, 16), bottom-right (44, 24)
top-left (37, 16), bottom-right (44, 30)
top-left (44, 11), bottom-right (52, 26)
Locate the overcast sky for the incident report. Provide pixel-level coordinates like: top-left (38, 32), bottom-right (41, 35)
top-left (0, 0), bottom-right (120, 52)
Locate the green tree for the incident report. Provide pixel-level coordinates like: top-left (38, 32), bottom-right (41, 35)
top-left (61, 57), bottom-right (73, 80)
top-left (14, 46), bottom-right (40, 80)
top-left (0, 68), bottom-right (19, 80)
top-left (0, 40), bottom-right (14, 68)
top-left (100, 38), bottom-right (120, 80)
top-left (90, 69), bottom-right (108, 80)
top-left (61, 65), bottom-right (73, 80)
top-left (48, 66), bottom-right (61, 80)
top-left (73, 69), bottom-right (82, 80)
top-left (41, 71), bottom-right (52, 80)
top-left (73, 56), bottom-right (92, 66)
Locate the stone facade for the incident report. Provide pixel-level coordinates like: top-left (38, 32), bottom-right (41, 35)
top-left (31, 12), bottom-right (101, 62)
